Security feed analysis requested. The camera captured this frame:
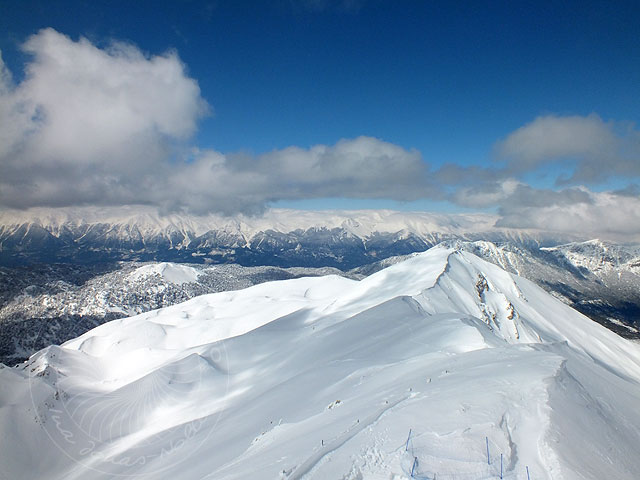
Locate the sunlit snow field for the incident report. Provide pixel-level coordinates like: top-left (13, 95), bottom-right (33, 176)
top-left (1, 246), bottom-right (640, 479)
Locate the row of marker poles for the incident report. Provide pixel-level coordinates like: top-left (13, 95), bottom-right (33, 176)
top-left (487, 436), bottom-right (531, 479)
top-left (407, 431), bottom-right (532, 479)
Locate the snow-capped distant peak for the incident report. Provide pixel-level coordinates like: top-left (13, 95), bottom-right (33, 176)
top-left (129, 262), bottom-right (201, 285)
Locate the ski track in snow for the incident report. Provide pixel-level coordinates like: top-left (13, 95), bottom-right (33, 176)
top-left (289, 394), bottom-right (410, 480)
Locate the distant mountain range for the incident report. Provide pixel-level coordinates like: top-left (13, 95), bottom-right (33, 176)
top-left (1, 207), bottom-right (639, 365)
top-left (0, 206), bottom-right (581, 267)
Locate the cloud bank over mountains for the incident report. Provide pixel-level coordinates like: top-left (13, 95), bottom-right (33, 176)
top-left (1, 29), bottom-right (639, 239)
top-left (496, 114), bottom-right (640, 183)
top-left (0, 29), bottom-right (432, 215)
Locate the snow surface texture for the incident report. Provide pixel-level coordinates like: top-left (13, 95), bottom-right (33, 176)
top-left (1, 246), bottom-right (640, 479)
top-left (0, 262), bottom-right (348, 364)
top-left (3, 238), bottom-right (640, 366)
top-left (128, 263), bottom-right (201, 285)
top-left (440, 240), bottom-right (640, 337)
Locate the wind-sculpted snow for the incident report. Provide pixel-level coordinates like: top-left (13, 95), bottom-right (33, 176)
top-left (1, 247), bottom-right (640, 479)
top-left (0, 262), bottom-right (351, 364)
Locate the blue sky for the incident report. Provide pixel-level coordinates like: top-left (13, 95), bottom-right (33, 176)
top-left (1, 1), bottom-right (640, 236)
top-left (3, 1), bottom-right (638, 155)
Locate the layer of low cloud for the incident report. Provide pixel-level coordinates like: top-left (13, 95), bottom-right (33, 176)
top-left (450, 176), bottom-right (640, 241)
top-left (495, 187), bottom-right (640, 241)
top-left (496, 114), bottom-right (640, 183)
top-left (160, 137), bottom-right (435, 215)
top-left (449, 180), bottom-right (640, 241)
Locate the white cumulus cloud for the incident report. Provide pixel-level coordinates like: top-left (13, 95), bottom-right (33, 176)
top-left (496, 114), bottom-right (640, 183)
top-left (161, 136), bottom-right (434, 215)
top-left (0, 31), bottom-right (434, 214)
top-left (0, 28), bottom-right (208, 209)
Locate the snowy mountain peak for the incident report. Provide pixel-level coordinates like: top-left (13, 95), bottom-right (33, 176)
top-left (542, 238), bottom-right (640, 273)
top-left (128, 262), bottom-right (202, 285)
top-left (2, 247), bottom-right (640, 479)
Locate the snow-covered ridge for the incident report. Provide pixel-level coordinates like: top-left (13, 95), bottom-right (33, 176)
top-left (0, 262), bottom-right (350, 364)
top-left (128, 262), bottom-right (202, 285)
top-left (440, 239), bottom-right (640, 336)
top-left (2, 247), bottom-right (640, 479)
top-left (3, 238), bottom-right (639, 367)
top-left (541, 239), bottom-right (640, 274)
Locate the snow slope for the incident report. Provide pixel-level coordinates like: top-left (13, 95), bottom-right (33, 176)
top-left (438, 239), bottom-right (640, 336)
top-left (1, 246), bottom-right (640, 479)
top-left (128, 262), bottom-right (201, 285)
top-left (0, 261), bottom-right (351, 365)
